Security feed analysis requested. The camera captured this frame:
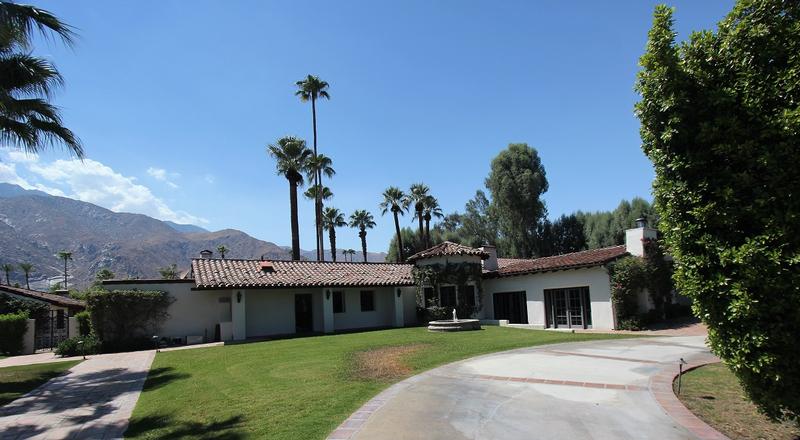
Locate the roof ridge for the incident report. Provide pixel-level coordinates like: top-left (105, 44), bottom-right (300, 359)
top-left (191, 258), bottom-right (411, 265)
top-left (499, 245), bottom-right (627, 262)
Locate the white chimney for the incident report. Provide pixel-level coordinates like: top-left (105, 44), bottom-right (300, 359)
top-left (480, 244), bottom-right (498, 271)
top-left (200, 249), bottom-right (213, 259)
top-left (625, 218), bottom-right (658, 257)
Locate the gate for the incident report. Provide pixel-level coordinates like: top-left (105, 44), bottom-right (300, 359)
top-left (35, 310), bottom-right (70, 350)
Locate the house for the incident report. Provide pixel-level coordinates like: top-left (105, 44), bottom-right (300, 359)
top-left (102, 222), bottom-right (657, 342)
top-left (0, 285), bottom-right (86, 316)
top-left (0, 285), bottom-right (86, 351)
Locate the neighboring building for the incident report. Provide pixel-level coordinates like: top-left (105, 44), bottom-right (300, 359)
top-left (0, 285), bottom-right (86, 316)
top-left (103, 223), bottom-right (657, 342)
top-left (0, 285), bottom-right (86, 351)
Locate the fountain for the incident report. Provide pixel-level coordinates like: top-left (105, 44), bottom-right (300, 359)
top-left (427, 309), bottom-right (481, 332)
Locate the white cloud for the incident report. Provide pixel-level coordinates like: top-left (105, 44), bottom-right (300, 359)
top-left (6, 150), bottom-right (39, 164)
top-left (203, 174), bottom-right (215, 184)
top-left (1, 151), bottom-right (207, 225)
top-left (146, 167), bottom-right (179, 189)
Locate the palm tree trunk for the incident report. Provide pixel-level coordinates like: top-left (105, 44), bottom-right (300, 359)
top-left (329, 228), bottom-right (337, 262)
top-left (425, 217), bottom-right (431, 248)
top-left (63, 259), bottom-right (68, 289)
top-left (4, 272), bottom-right (8, 285)
top-left (393, 209), bottom-right (404, 262)
top-left (417, 209), bottom-right (424, 243)
top-left (318, 199), bottom-right (325, 261)
top-left (25, 273), bottom-right (29, 289)
top-left (359, 230), bottom-right (368, 262)
top-left (311, 96), bottom-right (322, 261)
top-left (289, 179), bottom-right (301, 260)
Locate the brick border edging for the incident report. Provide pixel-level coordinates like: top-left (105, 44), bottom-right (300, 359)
top-left (649, 358), bottom-right (730, 440)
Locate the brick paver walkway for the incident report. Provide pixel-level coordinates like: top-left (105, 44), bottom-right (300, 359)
top-left (0, 350), bottom-right (155, 440)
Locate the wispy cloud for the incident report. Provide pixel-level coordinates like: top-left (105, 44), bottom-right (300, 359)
top-left (146, 166), bottom-right (179, 189)
top-left (203, 173), bottom-right (215, 184)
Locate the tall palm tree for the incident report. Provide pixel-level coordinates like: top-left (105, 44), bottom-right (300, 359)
top-left (217, 245), bottom-right (228, 259)
top-left (56, 250), bottom-right (72, 289)
top-left (1, 263), bottom-right (13, 285)
top-left (268, 136), bottom-right (312, 260)
top-left (349, 210), bottom-right (376, 263)
top-left (322, 207), bottom-right (347, 262)
top-left (295, 75), bottom-right (331, 260)
top-left (305, 154), bottom-right (335, 260)
top-left (0, 2), bottom-right (83, 157)
top-left (303, 185), bottom-right (333, 205)
top-left (380, 187), bottom-right (407, 262)
top-left (423, 196), bottom-right (443, 248)
top-left (346, 249), bottom-right (356, 262)
top-left (405, 183), bottom-right (430, 244)
top-left (18, 262), bottom-right (32, 289)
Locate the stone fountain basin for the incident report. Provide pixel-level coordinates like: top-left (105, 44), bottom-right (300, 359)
top-left (427, 319), bottom-right (481, 332)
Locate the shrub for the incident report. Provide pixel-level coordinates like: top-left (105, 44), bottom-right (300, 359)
top-left (87, 289), bottom-right (173, 351)
top-left (0, 312), bottom-right (29, 355)
top-left (617, 316), bottom-right (644, 331)
top-left (74, 310), bottom-right (92, 336)
top-left (0, 293), bottom-right (48, 320)
top-left (609, 256), bottom-right (647, 324)
top-left (55, 334), bottom-right (101, 357)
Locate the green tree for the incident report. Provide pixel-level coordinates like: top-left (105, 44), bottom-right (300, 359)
top-left (380, 187), bottom-right (408, 262)
top-left (345, 249), bottom-right (356, 262)
top-left (404, 183), bottom-right (430, 244)
top-left (460, 190), bottom-right (499, 248)
top-left (1, 263), bottom-right (12, 285)
top-left (18, 263), bottom-right (32, 289)
top-left (636, 2), bottom-right (800, 421)
top-left (268, 136), bottom-right (312, 261)
top-left (56, 250), bottom-right (72, 289)
top-left (216, 245), bottom-right (228, 259)
top-left (322, 207), bottom-right (347, 262)
top-left (349, 210), bottom-right (376, 263)
top-left (305, 155), bottom-right (335, 260)
top-left (422, 195), bottom-right (443, 248)
top-left (539, 214), bottom-right (587, 257)
top-left (158, 264), bottom-right (178, 280)
top-left (295, 75), bottom-right (330, 261)
top-left (0, 2), bottom-right (82, 157)
top-left (303, 185), bottom-right (332, 205)
top-left (576, 198), bottom-right (657, 249)
top-left (485, 143), bottom-right (548, 258)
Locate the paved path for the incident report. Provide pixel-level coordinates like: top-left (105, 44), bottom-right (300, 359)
top-left (0, 351), bottom-right (155, 440)
top-left (332, 336), bottom-right (720, 440)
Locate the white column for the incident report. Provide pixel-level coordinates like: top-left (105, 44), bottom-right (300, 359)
top-left (231, 289), bottom-right (246, 340)
top-left (23, 318), bottom-right (35, 354)
top-left (322, 288), bottom-right (334, 333)
top-left (393, 288), bottom-right (404, 328)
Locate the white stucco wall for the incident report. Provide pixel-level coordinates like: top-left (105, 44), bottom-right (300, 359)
top-left (401, 286), bottom-right (418, 325)
top-left (330, 287), bottom-right (395, 331)
top-left (482, 266), bottom-right (615, 330)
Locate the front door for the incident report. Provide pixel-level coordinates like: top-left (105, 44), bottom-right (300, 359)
top-left (294, 294), bottom-right (313, 333)
top-left (545, 287), bottom-right (591, 329)
top-left (493, 291), bottom-right (528, 324)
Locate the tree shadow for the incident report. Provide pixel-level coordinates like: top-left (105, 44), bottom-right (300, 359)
top-left (0, 366), bottom-right (75, 406)
top-left (125, 414), bottom-right (245, 439)
top-left (141, 367), bottom-right (191, 391)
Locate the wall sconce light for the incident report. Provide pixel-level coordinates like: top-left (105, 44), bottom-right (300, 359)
top-left (326, 290), bottom-right (331, 300)
top-left (236, 291), bottom-right (242, 303)
top-left (396, 289), bottom-right (401, 298)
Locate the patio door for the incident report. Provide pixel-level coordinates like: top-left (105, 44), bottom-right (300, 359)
top-left (295, 294), bottom-right (313, 333)
top-left (493, 291), bottom-right (528, 324)
top-left (544, 287), bottom-right (591, 329)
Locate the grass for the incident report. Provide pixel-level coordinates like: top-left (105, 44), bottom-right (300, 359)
top-left (126, 326), bottom-right (632, 439)
top-left (0, 360), bottom-right (82, 406)
top-left (676, 363), bottom-right (800, 440)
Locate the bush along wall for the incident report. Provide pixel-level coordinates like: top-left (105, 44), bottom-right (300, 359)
top-left (0, 312), bottom-right (29, 355)
top-left (412, 263), bottom-right (483, 322)
top-left (87, 289), bottom-right (174, 353)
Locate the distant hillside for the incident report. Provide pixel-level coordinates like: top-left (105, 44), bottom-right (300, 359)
top-left (163, 221), bottom-right (209, 234)
top-left (0, 183), bottom-right (290, 289)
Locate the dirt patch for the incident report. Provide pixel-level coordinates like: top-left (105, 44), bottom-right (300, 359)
top-left (352, 344), bottom-right (429, 381)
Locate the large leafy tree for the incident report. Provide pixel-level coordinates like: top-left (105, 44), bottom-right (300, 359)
top-left (485, 143), bottom-right (548, 258)
top-left (305, 154), bottom-right (335, 260)
top-left (576, 198), bottom-right (657, 249)
top-left (295, 75), bottom-right (330, 261)
top-left (0, 2), bottom-right (82, 157)
top-left (538, 214), bottom-right (587, 257)
top-left (380, 186), bottom-right (407, 262)
top-left (322, 207), bottom-right (346, 262)
top-left (348, 210), bottom-right (376, 263)
top-left (636, 2), bottom-right (800, 421)
top-left (268, 136), bottom-right (312, 261)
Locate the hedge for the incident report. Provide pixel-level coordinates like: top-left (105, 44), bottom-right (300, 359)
top-left (0, 312), bottom-right (29, 355)
top-left (87, 289), bottom-right (173, 353)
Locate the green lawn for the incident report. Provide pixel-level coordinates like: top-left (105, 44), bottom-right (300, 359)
top-left (676, 363), bottom-right (800, 440)
top-left (126, 326), bottom-right (632, 439)
top-left (0, 360), bottom-right (82, 406)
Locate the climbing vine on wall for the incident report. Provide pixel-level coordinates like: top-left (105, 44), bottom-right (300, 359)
top-left (412, 262), bottom-right (483, 320)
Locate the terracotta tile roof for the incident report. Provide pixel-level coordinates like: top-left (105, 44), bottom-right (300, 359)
top-left (486, 245), bottom-right (628, 278)
top-left (406, 241), bottom-right (489, 262)
top-left (191, 259), bottom-right (414, 289)
top-left (0, 285), bottom-right (86, 309)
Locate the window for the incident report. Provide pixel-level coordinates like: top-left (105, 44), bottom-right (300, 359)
top-left (56, 310), bottom-right (65, 329)
top-left (440, 286), bottom-right (456, 308)
top-left (333, 291), bottom-right (345, 313)
top-left (360, 291), bottom-right (375, 312)
top-left (459, 285), bottom-right (476, 307)
top-left (423, 287), bottom-right (435, 306)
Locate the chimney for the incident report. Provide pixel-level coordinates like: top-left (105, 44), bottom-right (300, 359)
top-left (479, 244), bottom-right (498, 271)
top-left (625, 218), bottom-right (657, 257)
top-left (200, 249), bottom-right (213, 259)
top-left (54, 289), bottom-right (70, 297)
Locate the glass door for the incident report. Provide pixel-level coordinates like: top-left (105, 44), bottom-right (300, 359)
top-left (546, 287), bottom-right (591, 329)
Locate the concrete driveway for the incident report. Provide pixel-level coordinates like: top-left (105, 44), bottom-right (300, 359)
top-left (336, 336), bottom-right (718, 440)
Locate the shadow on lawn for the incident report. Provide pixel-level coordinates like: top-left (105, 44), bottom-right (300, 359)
top-left (141, 367), bottom-right (191, 391)
top-left (0, 368), bottom-right (73, 406)
top-left (125, 414), bottom-right (244, 439)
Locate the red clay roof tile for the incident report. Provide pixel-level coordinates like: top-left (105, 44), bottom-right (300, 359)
top-left (486, 245), bottom-right (628, 278)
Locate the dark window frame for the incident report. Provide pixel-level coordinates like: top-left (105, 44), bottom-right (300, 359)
top-left (333, 291), bottom-right (345, 313)
top-left (439, 285), bottom-right (457, 308)
top-left (360, 290), bottom-right (375, 312)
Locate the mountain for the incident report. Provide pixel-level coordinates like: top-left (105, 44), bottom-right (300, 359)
top-left (297, 249), bottom-right (388, 263)
top-left (163, 221), bottom-right (208, 234)
top-left (0, 183), bottom-right (290, 289)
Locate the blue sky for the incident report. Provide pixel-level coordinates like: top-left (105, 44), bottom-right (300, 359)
top-left (0, 0), bottom-right (734, 253)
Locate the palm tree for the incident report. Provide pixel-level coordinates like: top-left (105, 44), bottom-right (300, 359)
top-left (268, 136), bottom-right (312, 260)
top-left (158, 264), bottom-right (178, 280)
top-left (349, 210), bottom-right (376, 263)
top-left (18, 263), bottom-right (32, 289)
top-left (423, 196), bottom-right (443, 248)
top-left (295, 75), bottom-right (331, 260)
top-left (322, 207), bottom-right (347, 262)
top-left (0, 2), bottom-right (83, 157)
top-left (56, 250), bottom-right (72, 289)
top-left (347, 249), bottom-right (357, 262)
top-left (217, 245), bottom-right (228, 259)
top-left (303, 185), bottom-right (332, 205)
top-left (306, 154), bottom-right (335, 260)
top-left (405, 183), bottom-right (430, 244)
top-left (380, 187), bottom-right (407, 262)
top-left (1, 263), bottom-right (13, 285)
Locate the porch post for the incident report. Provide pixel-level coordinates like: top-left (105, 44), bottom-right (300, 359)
top-left (231, 289), bottom-right (246, 340)
top-left (322, 288), bottom-right (334, 333)
top-left (393, 288), bottom-right (404, 328)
